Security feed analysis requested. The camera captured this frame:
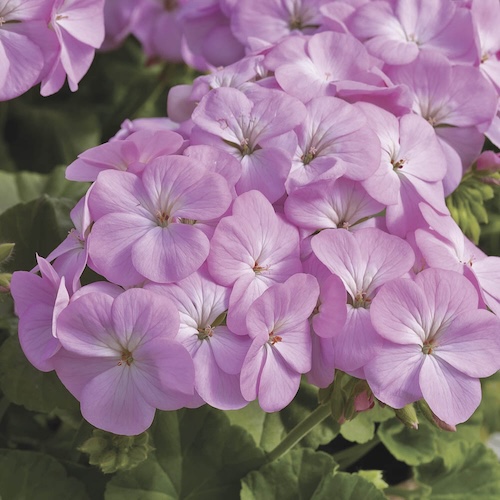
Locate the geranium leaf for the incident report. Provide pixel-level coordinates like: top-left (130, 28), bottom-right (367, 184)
top-left (241, 449), bottom-right (337, 500)
top-left (416, 442), bottom-right (500, 499)
top-left (0, 449), bottom-right (89, 500)
top-left (105, 406), bottom-right (265, 500)
top-left (226, 381), bottom-right (340, 452)
top-left (0, 196), bottom-right (73, 272)
top-left (377, 418), bottom-right (437, 466)
top-left (0, 335), bottom-right (79, 414)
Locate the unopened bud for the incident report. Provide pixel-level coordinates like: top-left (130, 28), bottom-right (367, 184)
top-left (417, 400), bottom-right (456, 432)
top-left (394, 404), bottom-right (419, 430)
top-left (0, 243), bottom-right (14, 264)
top-left (0, 273), bottom-right (12, 293)
top-left (79, 429), bottom-right (154, 474)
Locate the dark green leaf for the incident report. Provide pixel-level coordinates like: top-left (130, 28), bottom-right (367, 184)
top-left (314, 472), bottom-right (387, 499)
top-left (0, 335), bottom-right (79, 414)
top-left (377, 418), bottom-right (437, 466)
top-left (105, 406), bottom-right (265, 500)
top-left (0, 449), bottom-right (89, 500)
top-left (416, 442), bottom-right (500, 499)
top-left (5, 100), bottom-right (100, 174)
top-left (0, 166), bottom-right (88, 214)
top-left (0, 196), bottom-right (73, 272)
top-left (340, 404), bottom-right (393, 444)
top-left (241, 449), bottom-right (337, 500)
top-left (226, 381), bottom-right (339, 452)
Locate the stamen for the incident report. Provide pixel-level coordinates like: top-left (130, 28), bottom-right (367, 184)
top-left (197, 325), bottom-right (214, 341)
top-left (302, 146), bottom-right (318, 165)
top-left (253, 261), bottom-right (270, 274)
top-left (117, 349), bottom-right (134, 366)
top-left (352, 291), bottom-right (371, 308)
top-left (156, 210), bottom-right (171, 227)
top-left (392, 158), bottom-right (407, 170)
top-left (268, 331), bottom-right (282, 346)
top-left (240, 138), bottom-right (251, 156)
top-left (422, 341), bottom-right (436, 355)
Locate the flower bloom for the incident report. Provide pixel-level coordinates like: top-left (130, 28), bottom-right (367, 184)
top-left (54, 288), bottom-right (195, 435)
top-left (364, 268), bottom-right (500, 426)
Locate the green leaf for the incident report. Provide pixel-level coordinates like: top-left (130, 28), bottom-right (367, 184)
top-left (226, 381), bottom-right (339, 452)
top-left (0, 166), bottom-right (88, 214)
top-left (340, 404), bottom-right (393, 444)
top-left (0, 196), bottom-right (73, 272)
top-left (0, 449), bottom-right (89, 500)
top-left (377, 418), bottom-right (437, 466)
top-left (241, 449), bottom-right (337, 500)
top-left (5, 99), bottom-right (100, 174)
top-left (481, 372), bottom-right (500, 435)
top-left (356, 470), bottom-right (388, 490)
top-left (105, 406), bottom-right (265, 500)
top-left (0, 335), bottom-right (79, 414)
top-left (314, 472), bottom-right (387, 499)
top-left (416, 442), bottom-right (500, 499)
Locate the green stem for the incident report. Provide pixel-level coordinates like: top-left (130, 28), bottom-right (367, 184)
top-left (266, 404), bottom-right (332, 463)
top-left (332, 435), bottom-right (380, 470)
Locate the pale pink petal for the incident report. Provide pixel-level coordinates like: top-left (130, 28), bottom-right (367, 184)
top-left (370, 277), bottom-right (428, 344)
top-left (307, 333), bottom-right (335, 388)
top-left (192, 341), bottom-right (247, 410)
top-left (240, 339), bottom-right (267, 402)
top-left (18, 304), bottom-right (61, 372)
top-left (312, 274), bottom-right (347, 338)
top-left (133, 337), bottom-right (195, 405)
top-left (364, 341), bottom-right (424, 408)
top-left (56, 292), bottom-right (119, 356)
top-left (334, 306), bottom-right (384, 374)
top-left (88, 213), bottom-right (150, 286)
top-left (110, 288), bottom-right (180, 348)
top-left (80, 365), bottom-right (155, 435)
top-left (257, 347), bottom-right (302, 412)
top-left (434, 311), bottom-right (500, 378)
top-left (131, 224), bottom-right (209, 283)
top-left (419, 356), bottom-right (481, 426)
top-left (210, 326), bottom-right (251, 375)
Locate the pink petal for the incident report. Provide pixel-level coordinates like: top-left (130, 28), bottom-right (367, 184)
top-left (111, 288), bottom-right (180, 347)
top-left (56, 292), bottom-right (118, 356)
top-left (18, 304), bottom-right (61, 372)
top-left (192, 341), bottom-right (247, 410)
top-left (88, 213), bottom-right (150, 286)
top-left (434, 311), bottom-right (500, 378)
top-left (240, 339), bottom-right (267, 402)
top-left (131, 224), bottom-right (209, 283)
top-left (419, 356), bottom-right (481, 426)
top-left (133, 337), bottom-right (195, 405)
top-left (364, 341), bottom-right (424, 408)
top-left (257, 347), bottom-right (301, 412)
top-left (80, 365), bottom-right (156, 435)
top-left (210, 326), bottom-right (251, 375)
top-left (370, 278), bottom-right (428, 345)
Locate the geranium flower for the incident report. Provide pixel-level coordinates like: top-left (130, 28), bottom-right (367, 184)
top-left (364, 268), bottom-right (500, 426)
top-left (88, 155), bottom-right (232, 285)
top-left (147, 267), bottom-right (250, 410)
top-left (208, 190), bottom-right (302, 333)
top-left (240, 273), bottom-right (319, 411)
top-left (54, 288), bottom-right (195, 435)
top-left (311, 227), bottom-right (415, 374)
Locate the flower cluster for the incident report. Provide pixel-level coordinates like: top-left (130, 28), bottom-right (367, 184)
top-left (0, 0), bottom-right (104, 99)
top-left (10, 0), bottom-right (500, 435)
